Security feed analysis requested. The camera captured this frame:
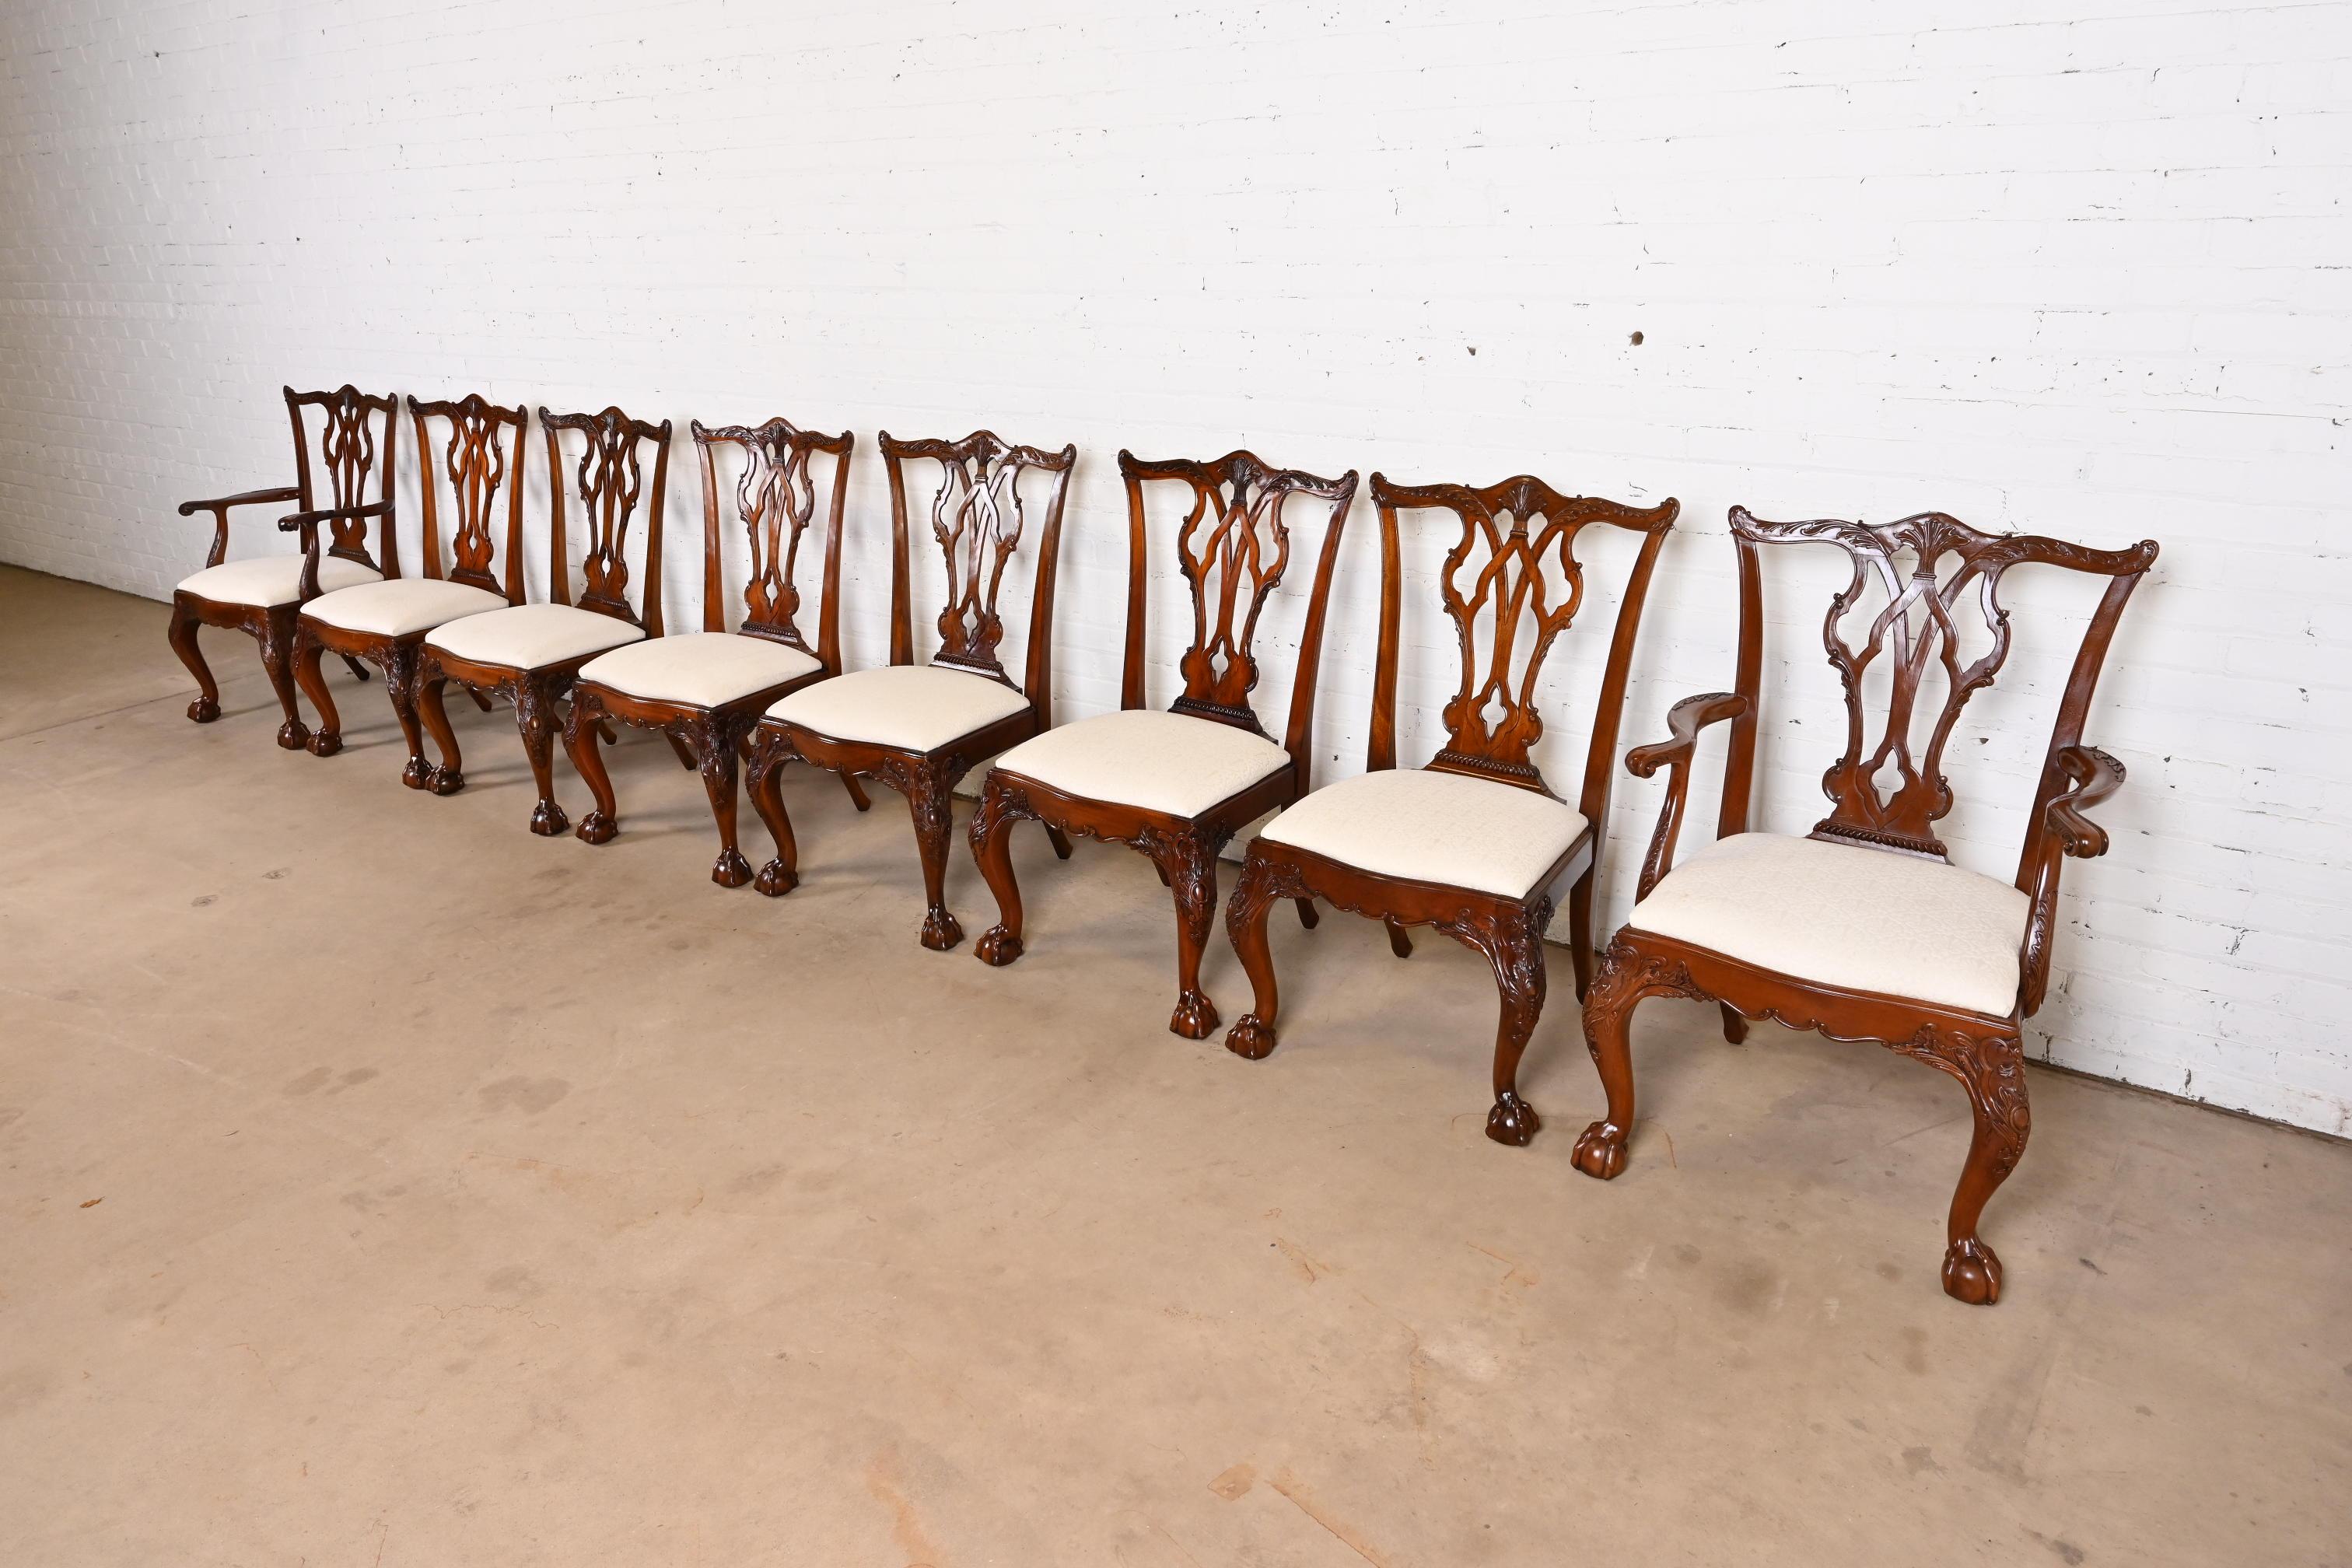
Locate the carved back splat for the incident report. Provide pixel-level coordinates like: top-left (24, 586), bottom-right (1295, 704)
top-left (284, 385), bottom-right (400, 572)
top-left (1370, 474), bottom-right (1676, 816)
top-left (1118, 450), bottom-right (1357, 783)
top-left (540, 407), bottom-right (672, 634)
top-left (691, 418), bottom-right (854, 670)
top-left (880, 429), bottom-right (1076, 699)
top-left (1725, 507), bottom-right (2160, 863)
top-left (408, 395), bottom-right (527, 603)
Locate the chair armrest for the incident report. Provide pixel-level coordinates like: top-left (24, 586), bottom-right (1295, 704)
top-left (2044, 744), bottom-right (2126, 859)
top-left (276, 500), bottom-right (395, 533)
top-left (177, 485), bottom-right (302, 569)
top-left (1628, 691), bottom-right (1749, 900)
top-left (177, 485), bottom-right (302, 517)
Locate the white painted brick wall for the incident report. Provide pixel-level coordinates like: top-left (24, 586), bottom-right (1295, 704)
top-left (2, 0), bottom-right (2346, 1133)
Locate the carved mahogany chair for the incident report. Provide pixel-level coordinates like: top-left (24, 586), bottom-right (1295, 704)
top-left (169, 386), bottom-right (397, 748)
top-left (748, 429), bottom-right (1076, 946)
top-left (1573, 507), bottom-right (2159, 1304)
top-left (563, 417), bottom-right (855, 887)
top-left (1223, 474), bottom-right (1677, 1144)
top-left (968, 450), bottom-right (1357, 1038)
top-left (290, 396), bottom-right (527, 784)
top-left (414, 407), bottom-right (672, 835)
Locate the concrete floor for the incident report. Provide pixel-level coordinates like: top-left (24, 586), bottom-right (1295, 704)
top-left (0, 562), bottom-right (2346, 1567)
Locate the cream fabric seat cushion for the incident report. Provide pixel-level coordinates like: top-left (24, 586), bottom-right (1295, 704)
top-left (1626, 831), bottom-right (2031, 1017)
top-left (1258, 767), bottom-right (1588, 898)
top-left (578, 632), bottom-right (821, 709)
top-left (178, 555), bottom-right (379, 607)
top-left (994, 709), bottom-right (1290, 819)
top-left (424, 603), bottom-right (645, 671)
top-left (768, 663), bottom-right (1030, 753)
top-left (300, 578), bottom-right (507, 638)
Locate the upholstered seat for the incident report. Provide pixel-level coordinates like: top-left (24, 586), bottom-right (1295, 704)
top-left (425, 603), bottom-right (645, 671)
top-left (177, 555), bottom-right (379, 607)
top-left (1258, 767), bottom-right (1588, 898)
top-left (578, 632), bottom-right (820, 709)
top-left (1626, 831), bottom-right (2030, 1017)
top-left (767, 663), bottom-right (1029, 753)
top-left (299, 577), bottom-right (507, 638)
top-left (994, 708), bottom-right (1290, 819)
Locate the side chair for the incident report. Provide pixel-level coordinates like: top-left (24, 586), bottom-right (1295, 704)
top-left (169, 386), bottom-right (396, 749)
top-left (749, 429), bottom-right (1077, 947)
top-left (967, 449), bottom-right (1357, 1039)
top-left (414, 406), bottom-right (672, 835)
top-left (564, 417), bottom-right (856, 887)
top-left (291, 395), bottom-right (527, 785)
top-left (1572, 507), bottom-right (2159, 1304)
top-left (1223, 474), bottom-right (1677, 1145)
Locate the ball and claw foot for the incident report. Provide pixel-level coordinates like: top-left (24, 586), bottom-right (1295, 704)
top-left (430, 768), bottom-right (465, 796)
top-left (1485, 1091), bottom-right (1541, 1146)
top-left (575, 810), bottom-right (617, 846)
top-left (275, 719), bottom-right (310, 751)
top-left (919, 907), bottom-right (964, 951)
top-left (187, 698), bottom-right (220, 723)
top-left (754, 859), bottom-right (798, 898)
top-left (1168, 989), bottom-right (1220, 1040)
top-left (1941, 1239), bottom-right (2003, 1306)
top-left (974, 926), bottom-right (1023, 967)
top-left (1570, 1119), bottom-right (1627, 1178)
top-left (712, 849), bottom-right (753, 889)
top-left (401, 757), bottom-right (434, 789)
top-left (529, 800), bottom-right (570, 837)
top-left (307, 731), bottom-right (344, 759)
top-left (1225, 1014), bottom-right (1277, 1060)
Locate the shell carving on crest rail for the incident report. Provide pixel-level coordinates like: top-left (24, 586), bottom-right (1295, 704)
top-left (1731, 506), bottom-right (2161, 859)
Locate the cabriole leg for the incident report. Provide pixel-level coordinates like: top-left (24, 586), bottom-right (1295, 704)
top-left (292, 631), bottom-right (342, 758)
top-left (747, 742), bottom-right (799, 897)
top-left (385, 647), bottom-right (429, 788)
top-left (1938, 1034), bottom-right (2031, 1306)
top-left (905, 762), bottom-right (963, 950)
top-left (565, 692), bottom-right (618, 844)
top-left (1466, 915), bottom-right (1545, 1146)
top-left (1222, 857), bottom-right (1286, 1060)
top-left (259, 611), bottom-right (310, 751)
top-left (417, 674), bottom-right (465, 794)
top-left (1161, 831), bottom-right (1221, 1041)
top-left (168, 598), bottom-right (219, 723)
top-left (1570, 940), bottom-right (1648, 1179)
top-left (968, 776), bottom-right (1027, 968)
top-left (698, 730), bottom-right (753, 888)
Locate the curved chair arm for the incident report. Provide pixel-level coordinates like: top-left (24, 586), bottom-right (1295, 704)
top-left (279, 500), bottom-right (396, 599)
top-left (2016, 744), bottom-right (2130, 1017)
top-left (2044, 744), bottom-right (2126, 859)
top-left (177, 485), bottom-right (302, 569)
top-left (1628, 691), bottom-right (1750, 900)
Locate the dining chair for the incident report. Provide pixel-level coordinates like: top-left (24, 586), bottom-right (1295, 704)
top-left (564, 416), bottom-right (854, 887)
top-left (1223, 473), bottom-right (1677, 1145)
top-left (748, 429), bottom-right (1076, 947)
top-left (169, 386), bottom-right (396, 749)
top-left (290, 395), bottom-right (527, 784)
top-left (967, 449), bottom-right (1357, 1038)
top-left (413, 406), bottom-right (671, 835)
top-left (1573, 507), bottom-right (2159, 1304)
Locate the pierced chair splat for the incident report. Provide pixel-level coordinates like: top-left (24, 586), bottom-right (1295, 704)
top-left (564, 416), bottom-right (854, 887)
top-left (292, 394), bottom-right (527, 783)
top-left (1572, 506), bottom-right (2159, 1305)
top-left (749, 429), bottom-right (1076, 947)
top-left (1223, 474), bottom-right (1677, 1145)
top-left (168, 386), bottom-right (397, 749)
top-left (414, 405), bottom-right (673, 835)
top-left (967, 448), bottom-right (1357, 1039)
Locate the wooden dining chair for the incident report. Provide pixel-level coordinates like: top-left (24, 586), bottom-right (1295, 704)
top-left (291, 395), bottom-right (527, 785)
top-left (414, 406), bottom-right (672, 835)
top-left (747, 429), bottom-right (1076, 947)
top-left (1223, 474), bottom-right (1677, 1145)
top-left (564, 417), bottom-right (854, 887)
top-left (968, 449), bottom-right (1357, 1038)
top-left (1572, 507), bottom-right (2159, 1304)
top-left (169, 386), bottom-right (396, 749)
